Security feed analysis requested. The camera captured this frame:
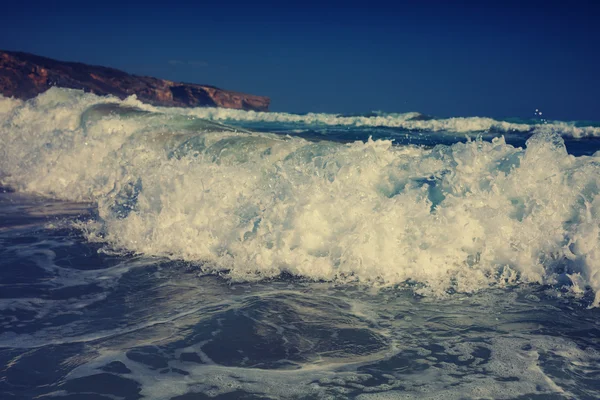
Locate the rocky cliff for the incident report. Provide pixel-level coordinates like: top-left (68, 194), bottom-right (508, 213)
top-left (0, 51), bottom-right (270, 111)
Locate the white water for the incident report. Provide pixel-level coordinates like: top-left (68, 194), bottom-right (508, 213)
top-left (181, 108), bottom-right (600, 138)
top-left (158, 104), bottom-right (600, 139)
top-left (2, 88), bottom-right (600, 305)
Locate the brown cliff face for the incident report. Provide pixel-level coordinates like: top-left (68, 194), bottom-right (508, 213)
top-left (0, 51), bottom-right (270, 111)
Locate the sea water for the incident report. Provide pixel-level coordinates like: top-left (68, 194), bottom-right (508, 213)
top-left (1, 88), bottom-right (599, 399)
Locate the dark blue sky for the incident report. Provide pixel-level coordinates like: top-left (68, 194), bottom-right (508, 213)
top-left (2, 0), bottom-right (599, 120)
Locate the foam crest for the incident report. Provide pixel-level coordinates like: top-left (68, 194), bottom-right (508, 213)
top-left (167, 106), bottom-right (600, 138)
top-left (0, 95), bottom-right (22, 118)
top-left (2, 89), bottom-right (600, 304)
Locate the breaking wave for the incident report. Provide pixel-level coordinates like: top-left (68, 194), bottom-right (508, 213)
top-left (2, 88), bottom-right (600, 305)
top-left (174, 106), bottom-right (600, 139)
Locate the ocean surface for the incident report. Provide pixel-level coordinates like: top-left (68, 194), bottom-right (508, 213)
top-left (1, 88), bottom-right (600, 399)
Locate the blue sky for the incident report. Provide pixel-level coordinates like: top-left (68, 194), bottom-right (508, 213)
top-left (2, 0), bottom-right (599, 120)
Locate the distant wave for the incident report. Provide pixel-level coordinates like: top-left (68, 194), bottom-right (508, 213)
top-left (164, 107), bottom-right (600, 138)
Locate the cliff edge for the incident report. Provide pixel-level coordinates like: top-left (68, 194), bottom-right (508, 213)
top-left (0, 51), bottom-right (270, 111)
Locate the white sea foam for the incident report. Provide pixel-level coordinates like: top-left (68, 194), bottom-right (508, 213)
top-left (2, 88), bottom-right (600, 304)
top-left (153, 103), bottom-right (600, 138)
top-left (0, 95), bottom-right (22, 119)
